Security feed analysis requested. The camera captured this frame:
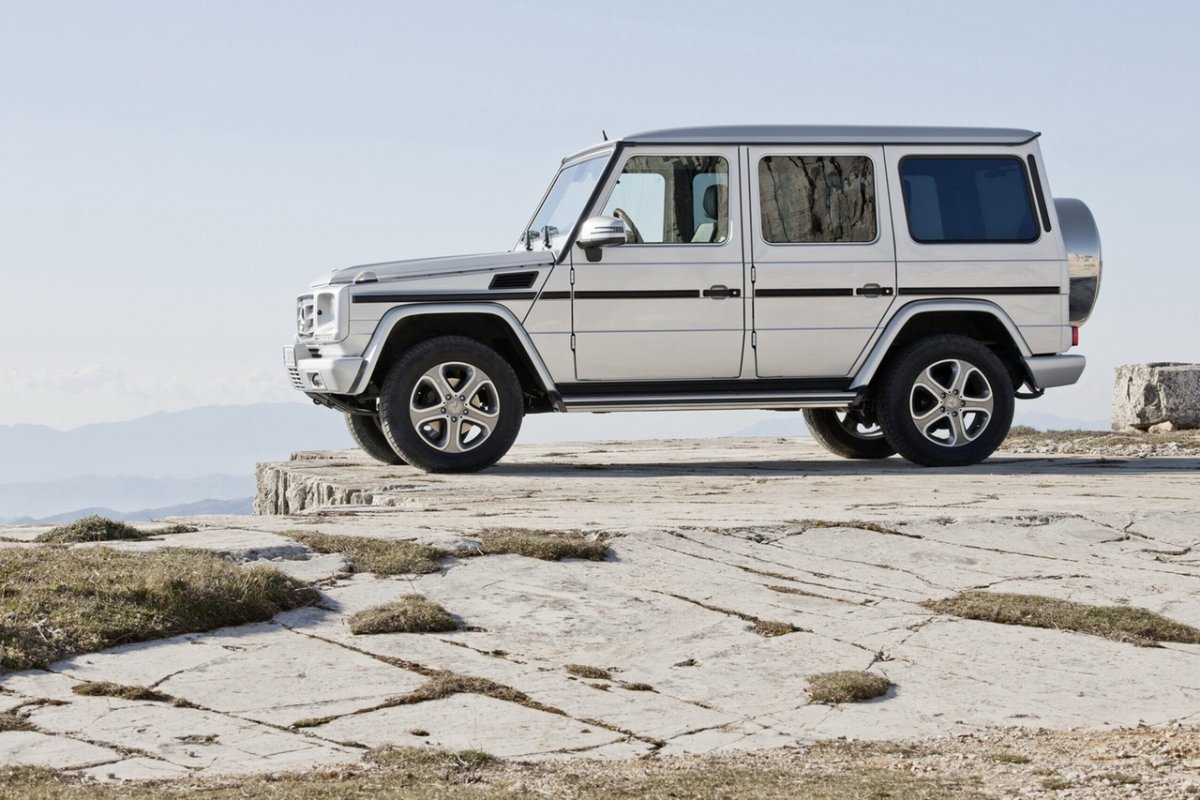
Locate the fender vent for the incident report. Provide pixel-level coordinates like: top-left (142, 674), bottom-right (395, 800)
top-left (489, 271), bottom-right (538, 290)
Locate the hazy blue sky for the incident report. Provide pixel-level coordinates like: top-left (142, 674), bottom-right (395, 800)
top-left (2, 0), bottom-right (1196, 431)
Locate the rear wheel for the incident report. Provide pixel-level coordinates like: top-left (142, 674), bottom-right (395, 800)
top-left (803, 408), bottom-right (896, 460)
top-left (345, 413), bottom-right (406, 465)
top-left (876, 335), bottom-right (1014, 467)
top-left (379, 336), bottom-right (523, 473)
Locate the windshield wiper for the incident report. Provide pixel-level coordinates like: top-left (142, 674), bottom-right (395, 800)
top-left (523, 226), bottom-right (557, 251)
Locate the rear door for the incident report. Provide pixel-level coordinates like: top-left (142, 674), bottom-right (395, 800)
top-left (747, 146), bottom-right (896, 377)
top-left (571, 146), bottom-right (746, 381)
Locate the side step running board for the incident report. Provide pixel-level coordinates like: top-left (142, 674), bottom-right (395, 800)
top-left (560, 391), bottom-right (860, 413)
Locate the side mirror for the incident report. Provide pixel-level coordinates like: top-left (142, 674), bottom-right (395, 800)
top-left (576, 215), bottom-right (628, 249)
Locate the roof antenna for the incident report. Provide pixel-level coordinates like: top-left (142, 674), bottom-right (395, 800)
top-left (602, 129), bottom-right (608, 141)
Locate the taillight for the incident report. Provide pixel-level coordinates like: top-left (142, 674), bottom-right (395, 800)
top-left (1072, 326), bottom-right (1079, 347)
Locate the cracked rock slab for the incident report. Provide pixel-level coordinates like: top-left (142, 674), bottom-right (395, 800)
top-left (311, 693), bottom-right (626, 759)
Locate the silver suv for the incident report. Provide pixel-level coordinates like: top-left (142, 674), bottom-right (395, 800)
top-left (283, 126), bottom-right (1101, 472)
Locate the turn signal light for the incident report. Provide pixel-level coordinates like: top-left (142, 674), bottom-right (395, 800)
top-left (1072, 326), bottom-right (1079, 347)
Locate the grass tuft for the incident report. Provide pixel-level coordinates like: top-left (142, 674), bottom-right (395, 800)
top-left (923, 591), bottom-right (1200, 647)
top-left (350, 596), bottom-right (458, 635)
top-left (0, 712), bottom-right (34, 732)
top-left (475, 529), bottom-right (610, 561)
top-left (807, 671), bottom-right (892, 704)
top-left (153, 524), bottom-right (200, 535)
top-left (71, 681), bottom-right (172, 703)
top-left (290, 532), bottom-right (449, 576)
top-left (0, 548), bottom-right (318, 671)
top-left (564, 664), bottom-right (612, 681)
top-left (384, 671), bottom-right (562, 716)
top-left (36, 516), bottom-right (145, 544)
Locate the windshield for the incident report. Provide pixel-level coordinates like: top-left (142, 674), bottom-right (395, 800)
top-left (523, 154), bottom-right (609, 246)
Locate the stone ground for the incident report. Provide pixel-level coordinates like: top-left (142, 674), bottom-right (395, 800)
top-left (2, 436), bottom-right (1199, 793)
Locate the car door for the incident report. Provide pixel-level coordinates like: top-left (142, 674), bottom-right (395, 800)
top-left (747, 146), bottom-right (896, 377)
top-left (571, 146), bottom-right (746, 381)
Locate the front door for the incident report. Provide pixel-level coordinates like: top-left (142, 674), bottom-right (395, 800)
top-left (571, 146), bottom-right (746, 381)
top-left (747, 146), bottom-right (896, 377)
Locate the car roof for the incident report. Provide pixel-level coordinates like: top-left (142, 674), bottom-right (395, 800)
top-left (621, 125), bottom-right (1040, 146)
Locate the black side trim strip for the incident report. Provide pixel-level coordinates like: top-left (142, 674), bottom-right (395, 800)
top-left (756, 288), bottom-right (853, 298)
top-left (897, 286), bottom-right (1059, 296)
top-left (539, 290), bottom-right (571, 300)
top-left (1027, 155), bottom-right (1052, 233)
top-left (352, 292), bottom-right (537, 304)
top-left (574, 289), bottom-right (700, 299)
top-left (557, 377), bottom-right (852, 396)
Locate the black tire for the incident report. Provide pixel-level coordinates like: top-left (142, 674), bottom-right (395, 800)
top-left (345, 413), bottom-right (406, 465)
top-left (876, 335), bottom-right (1014, 467)
top-left (378, 336), bottom-right (523, 473)
top-left (803, 409), bottom-right (897, 460)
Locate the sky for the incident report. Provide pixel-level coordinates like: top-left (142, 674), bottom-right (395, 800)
top-left (2, 0), bottom-right (1196, 432)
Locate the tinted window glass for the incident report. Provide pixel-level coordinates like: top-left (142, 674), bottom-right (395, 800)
top-left (602, 155), bottom-right (728, 244)
top-left (900, 157), bottom-right (1037, 243)
top-left (758, 155), bottom-right (876, 243)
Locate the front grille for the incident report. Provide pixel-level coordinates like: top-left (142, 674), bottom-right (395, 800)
top-left (288, 366), bottom-right (304, 389)
top-left (297, 294), bottom-right (315, 339)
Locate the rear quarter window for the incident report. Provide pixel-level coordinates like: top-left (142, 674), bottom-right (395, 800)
top-left (899, 157), bottom-right (1038, 244)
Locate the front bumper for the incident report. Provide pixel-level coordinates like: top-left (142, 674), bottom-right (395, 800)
top-left (1024, 354), bottom-right (1086, 390)
top-left (284, 346), bottom-right (363, 393)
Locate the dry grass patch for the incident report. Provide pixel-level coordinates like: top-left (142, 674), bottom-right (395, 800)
top-left (565, 664), bottom-right (612, 680)
top-left (384, 671), bottom-right (563, 716)
top-left (0, 548), bottom-right (317, 671)
top-left (923, 591), bottom-right (1200, 647)
top-left (290, 532), bottom-right (450, 575)
top-left (475, 529), bottom-right (610, 561)
top-left (0, 747), bottom-right (970, 799)
top-left (35, 515), bottom-right (145, 544)
top-left (807, 671), bottom-right (892, 704)
top-left (71, 682), bottom-right (172, 703)
top-left (0, 712), bottom-right (34, 732)
top-left (350, 596), bottom-right (458, 635)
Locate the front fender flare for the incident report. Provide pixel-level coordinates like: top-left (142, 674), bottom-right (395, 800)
top-left (349, 302), bottom-right (559, 398)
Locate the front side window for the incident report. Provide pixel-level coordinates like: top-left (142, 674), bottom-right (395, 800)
top-left (900, 157), bottom-right (1037, 243)
top-left (758, 155), bottom-right (877, 243)
top-left (526, 155), bottom-right (609, 241)
top-left (601, 155), bottom-right (728, 244)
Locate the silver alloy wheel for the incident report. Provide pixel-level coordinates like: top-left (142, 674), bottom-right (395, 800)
top-left (908, 358), bottom-right (995, 448)
top-left (409, 361), bottom-right (500, 453)
top-left (836, 410), bottom-right (885, 440)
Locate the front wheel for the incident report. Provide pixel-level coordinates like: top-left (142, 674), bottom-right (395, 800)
top-left (802, 409), bottom-right (896, 460)
top-left (876, 335), bottom-right (1014, 467)
top-left (378, 336), bottom-right (523, 473)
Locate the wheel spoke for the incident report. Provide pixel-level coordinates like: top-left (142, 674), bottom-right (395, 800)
top-left (949, 412), bottom-right (971, 445)
top-left (914, 369), bottom-right (949, 399)
top-left (425, 366), bottom-right (455, 401)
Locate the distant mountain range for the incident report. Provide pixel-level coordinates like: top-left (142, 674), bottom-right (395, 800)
top-left (0, 403), bottom-right (352, 521)
top-left (2, 497), bottom-right (253, 525)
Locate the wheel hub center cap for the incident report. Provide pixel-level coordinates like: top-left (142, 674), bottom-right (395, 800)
top-left (446, 397), bottom-right (467, 416)
top-left (944, 395), bottom-right (963, 411)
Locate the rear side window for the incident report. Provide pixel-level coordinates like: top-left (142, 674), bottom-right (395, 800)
top-left (900, 157), bottom-right (1037, 243)
top-left (758, 155), bottom-right (877, 243)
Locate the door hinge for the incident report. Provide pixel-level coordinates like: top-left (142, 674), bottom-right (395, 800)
top-left (569, 267), bottom-right (575, 286)
top-left (750, 264), bottom-right (757, 283)
top-left (751, 330), bottom-right (757, 348)
top-left (570, 333), bottom-right (576, 351)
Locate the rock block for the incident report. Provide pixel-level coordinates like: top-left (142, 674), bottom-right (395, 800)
top-left (1112, 363), bottom-right (1200, 430)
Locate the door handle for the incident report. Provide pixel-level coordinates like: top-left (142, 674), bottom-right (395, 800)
top-left (855, 283), bottom-right (894, 298)
top-left (704, 285), bottom-right (741, 299)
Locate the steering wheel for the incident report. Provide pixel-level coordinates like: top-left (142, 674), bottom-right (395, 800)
top-left (611, 208), bottom-right (644, 244)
